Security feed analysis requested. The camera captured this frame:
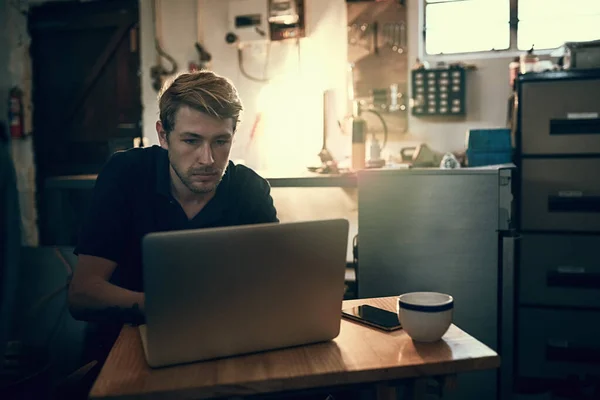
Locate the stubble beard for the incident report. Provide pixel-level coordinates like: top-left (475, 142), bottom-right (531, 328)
top-left (171, 163), bottom-right (226, 194)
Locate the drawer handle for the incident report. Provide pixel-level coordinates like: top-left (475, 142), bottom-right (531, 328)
top-left (547, 269), bottom-right (600, 289)
top-left (546, 340), bottom-right (600, 364)
top-left (548, 195), bottom-right (600, 213)
top-left (550, 118), bottom-right (600, 135)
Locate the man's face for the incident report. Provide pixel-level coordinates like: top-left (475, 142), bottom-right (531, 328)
top-left (157, 106), bottom-right (234, 194)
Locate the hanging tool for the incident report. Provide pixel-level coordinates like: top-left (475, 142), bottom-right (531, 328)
top-left (150, 0), bottom-right (178, 91)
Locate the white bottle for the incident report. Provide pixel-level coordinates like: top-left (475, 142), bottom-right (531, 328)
top-left (370, 136), bottom-right (381, 161)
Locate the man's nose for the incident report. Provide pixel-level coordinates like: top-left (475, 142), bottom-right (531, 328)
top-left (196, 143), bottom-right (214, 165)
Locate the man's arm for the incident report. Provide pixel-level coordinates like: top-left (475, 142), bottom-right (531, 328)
top-left (69, 151), bottom-right (144, 325)
top-left (68, 254), bottom-right (145, 325)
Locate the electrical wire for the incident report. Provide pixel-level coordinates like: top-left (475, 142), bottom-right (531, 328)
top-left (361, 108), bottom-right (389, 149)
top-left (151, 0), bottom-right (177, 75)
top-left (237, 45), bottom-right (271, 83)
top-left (155, 40), bottom-right (178, 75)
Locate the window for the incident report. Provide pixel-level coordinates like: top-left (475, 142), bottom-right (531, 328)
top-left (424, 0), bottom-right (600, 56)
top-left (424, 0), bottom-right (510, 55)
top-left (518, 0), bottom-right (600, 50)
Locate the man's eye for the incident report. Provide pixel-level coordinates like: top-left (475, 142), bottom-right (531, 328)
top-left (183, 139), bottom-right (197, 145)
top-left (215, 140), bottom-right (230, 146)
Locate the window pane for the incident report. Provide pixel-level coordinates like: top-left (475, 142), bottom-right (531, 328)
top-left (518, 0), bottom-right (600, 50)
top-left (425, 0), bottom-right (510, 54)
top-left (425, 0), bottom-right (469, 3)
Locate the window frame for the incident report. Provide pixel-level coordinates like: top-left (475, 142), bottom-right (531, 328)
top-left (421, 0), bottom-right (558, 61)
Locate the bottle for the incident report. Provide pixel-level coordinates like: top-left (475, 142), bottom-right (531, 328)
top-left (352, 117), bottom-right (366, 171)
top-left (370, 135), bottom-right (381, 162)
top-left (509, 57), bottom-right (520, 88)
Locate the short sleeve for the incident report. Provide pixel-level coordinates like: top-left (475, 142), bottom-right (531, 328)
top-left (74, 152), bottom-right (132, 263)
top-left (244, 178), bottom-right (279, 224)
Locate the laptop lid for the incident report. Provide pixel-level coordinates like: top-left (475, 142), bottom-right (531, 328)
top-left (141, 219), bottom-right (349, 367)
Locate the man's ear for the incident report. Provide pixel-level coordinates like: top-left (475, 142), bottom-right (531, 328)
top-left (156, 121), bottom-right (168, 149)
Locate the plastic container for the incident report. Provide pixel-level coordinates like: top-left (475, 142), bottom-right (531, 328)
top-left (466, 128), bottom-right (512, 167)
top-left (466, 150), bottom-right (512, 167)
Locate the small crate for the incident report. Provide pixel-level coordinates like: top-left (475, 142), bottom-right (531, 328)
top-left (466, 149), bottom-right (512, 167)
top-left (466, 128), bottom-right (512, 167)
top-left (466, 128), bottom-right (511, 151)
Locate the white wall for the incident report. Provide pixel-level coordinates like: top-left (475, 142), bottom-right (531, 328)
top-left (1, 0), bottom-right (39, 246)
top-left (139, 0), bottom-right (349, 173)
top-left (139, 0), bottom-right (199, 146)
top-left (139, 0), bottom-right (513, 162)
top-left (403, 0), bottom-right (512, 154)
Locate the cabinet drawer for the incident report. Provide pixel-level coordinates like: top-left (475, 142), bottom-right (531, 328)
top-left (518, 308), bottom-right (600, 379)
top-left (519, 234), bottom-right (600, 308)
top-left (521, 159), bottom-right (600, 232)
top-left (521, 79), bottom-right (600, 155)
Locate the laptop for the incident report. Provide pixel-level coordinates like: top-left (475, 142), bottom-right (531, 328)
top-left (139, 218), bottom-right (349, 368)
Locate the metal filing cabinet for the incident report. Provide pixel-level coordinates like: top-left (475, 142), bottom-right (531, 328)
top-left (515, 70), bottom-right (600, 399)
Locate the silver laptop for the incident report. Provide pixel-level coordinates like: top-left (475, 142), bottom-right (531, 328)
top-left (139, 218), bottom-right (349, 368)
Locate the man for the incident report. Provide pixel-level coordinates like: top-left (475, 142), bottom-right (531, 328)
top-left (68, 71), bottom-right (278, 360)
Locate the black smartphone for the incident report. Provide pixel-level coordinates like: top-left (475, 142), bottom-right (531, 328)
top-left (341, 305), bottom-right (402, 331)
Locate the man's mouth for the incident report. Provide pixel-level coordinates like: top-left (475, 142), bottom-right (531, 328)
top-left (190, 169), bottom-right (220, 176)
top-left (190, 170), bottom-right (220, 181)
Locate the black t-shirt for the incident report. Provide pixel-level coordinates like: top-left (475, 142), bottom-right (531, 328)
top-left (74, 145), bottom-right (278, 292)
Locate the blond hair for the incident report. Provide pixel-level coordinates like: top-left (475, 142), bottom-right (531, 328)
top-left (158, 70), bottom-right (243, 133)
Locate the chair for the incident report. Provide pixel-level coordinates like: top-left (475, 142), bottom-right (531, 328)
top-left (2, 246), bottom-right (92, 399)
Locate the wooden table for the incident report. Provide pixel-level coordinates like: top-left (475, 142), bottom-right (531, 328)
top-left (89, 297), bottom-right (499, 399)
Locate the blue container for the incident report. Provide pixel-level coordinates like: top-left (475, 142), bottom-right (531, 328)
top-left (466, 128), bottom-right (512, 167)
top-left (466, 128), bottom-right (511, 151)
top-left (466, 149), bottom-right (512, 167)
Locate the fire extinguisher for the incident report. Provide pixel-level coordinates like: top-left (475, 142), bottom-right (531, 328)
top-left (8, 87), bottom-right (25, 139)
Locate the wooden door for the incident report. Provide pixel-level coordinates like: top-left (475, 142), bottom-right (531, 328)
top-left (29, 0), bottom-right (141, 244)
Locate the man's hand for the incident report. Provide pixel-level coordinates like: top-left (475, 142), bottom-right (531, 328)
top-left (68, 255), bottom-right (146, 325)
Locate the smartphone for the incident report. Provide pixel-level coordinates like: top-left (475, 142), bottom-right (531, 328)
top-left (341, 305), bottom-right (402, 331)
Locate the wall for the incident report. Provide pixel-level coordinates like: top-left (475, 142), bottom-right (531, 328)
top-left (346, 1), bottom-right (410, 164)
top-left (137, 0), bottom-right (357, 260)
top-left (139, 0), bottom-right (514, 166)
top-left (1, 0), bottom-right (39, 246)
top-left (139, 0), bottom-right (514, 165)
top-left (3, 0), bottom-right (513, 248)
top-left (140, 0), bottom-right (349, 174)
top-left (139, 0), bottom-right (198, 147)
top-left (403, 0), bottom-right (513, 154)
